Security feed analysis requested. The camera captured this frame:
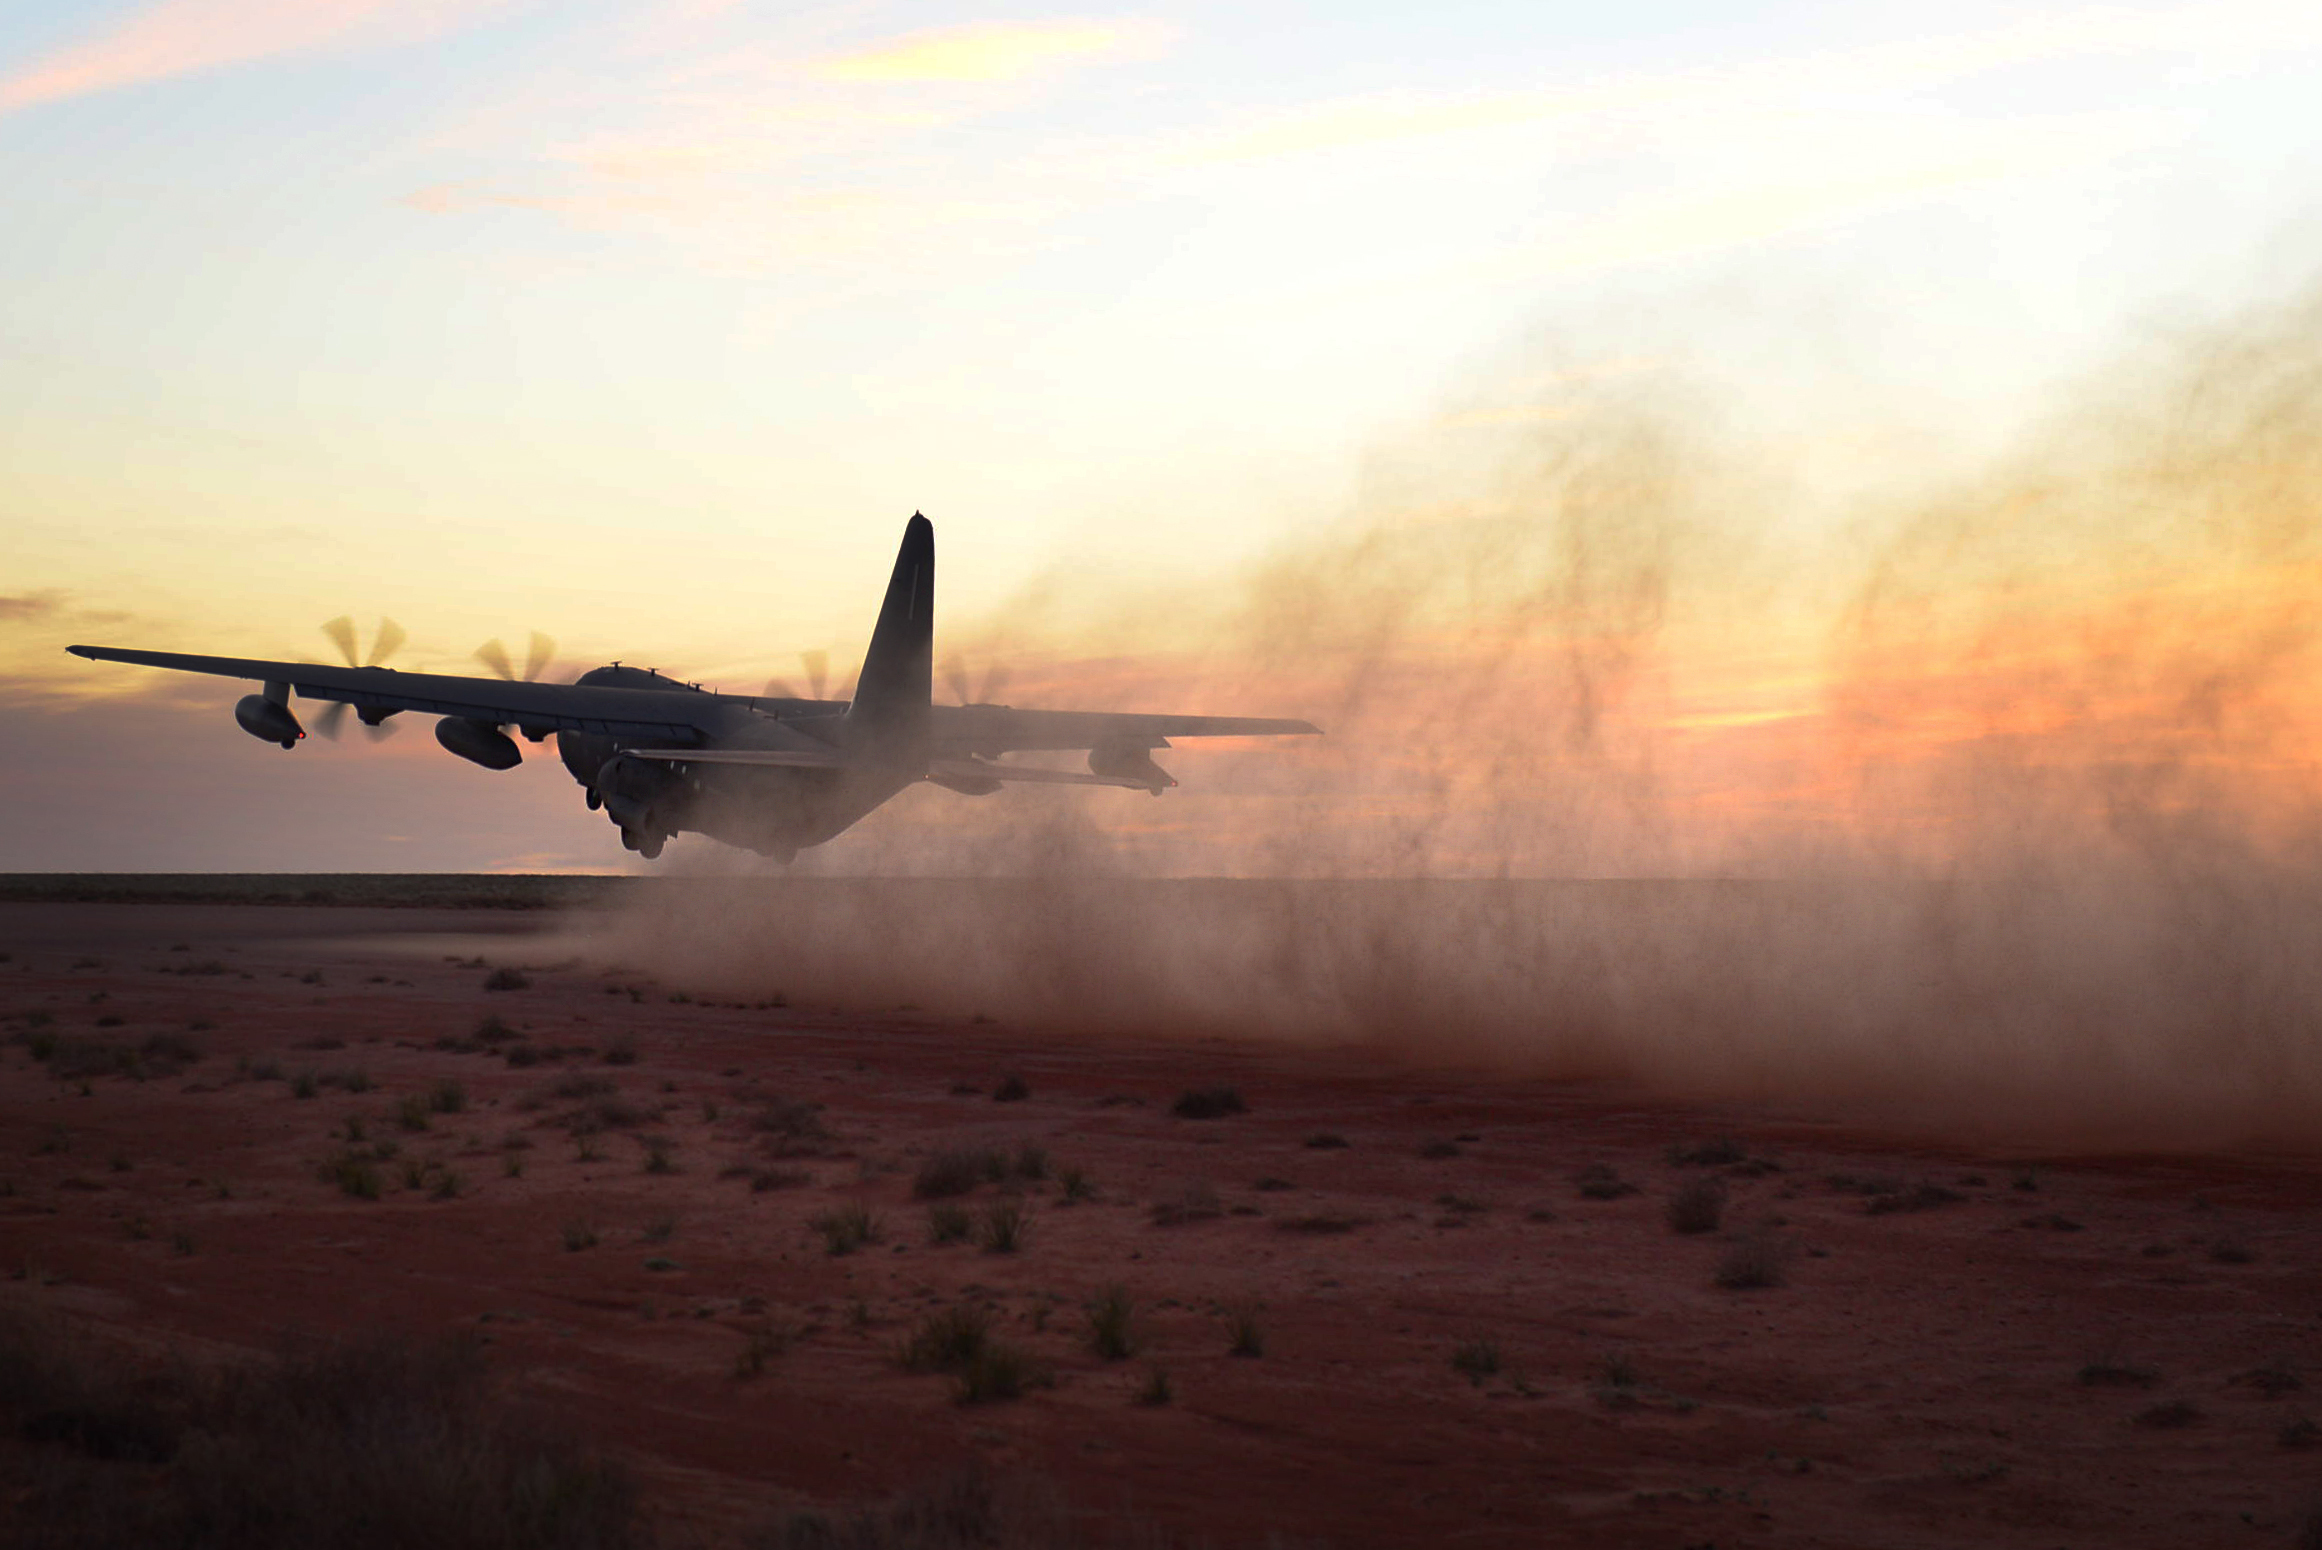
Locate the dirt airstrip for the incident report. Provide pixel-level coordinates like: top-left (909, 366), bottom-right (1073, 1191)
top-left (2, 896), bottom-right (2319, 1547)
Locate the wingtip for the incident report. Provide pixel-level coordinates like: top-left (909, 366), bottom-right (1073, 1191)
top-left (65, 645), bottom-right (95, 660)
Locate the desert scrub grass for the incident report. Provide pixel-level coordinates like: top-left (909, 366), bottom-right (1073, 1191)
top-left (1666, 1177), bottom-right (1728, 1235)
top-left (642, 1214), bottom-right (677, 1245)
top-left (977, 1199), bottom-right (1030, 1254)
top-left (1667, 1135), bottom-right (1745, 1167)
top-left (0, 1318), bottom-right (639, 1550)
top-left (575, 1134), bottom-right (605, 1163)
top-left (1135, 1365), bottom-right (1173, 1406)
top-left (320, 1149), bottom-right (384, 1201)
top-left (913, 1147), bottom-right (1003, 1200)
top-left (501, 1152), bottom-right (524, 1179)
top-left (901, 1304), bottom-right (993, 1374)
top-left (428, 1169), bottom-right (463, 1202)
top-left (1170, 1085), bottom-right (1246, 1119)
top-left (750, 1167), bottom-right (810, 1193)
top-left (1056, 1165), bottom-right (1094, 1203)
top-left (1862, 1181), bottom-right (1964, 1216)
top-left (734, 1323), bottom-right (791, 1379)
top-left (291, 1069), bottom-right (319, 1100)
top-left (1223, 1303), bottom-right (1265, 1358)
top-left (812, 1202), bottom-right (881, 1256)
top-left (601, 1036), bottom-right (638, 1066)
top-left (2079, 1355), bottom-right (2162, 1388)
top-left (927, 1202), bottom-right (973, 1244)
top-left (1574, 1163), bottom-right (1638, 1200)
top-left (2134, 1399), bottom-right (2202, 1428)
top-left (1451, 1339), bottom-right (1503, 1385)
top-left (561, 1219), bottom-right (600, 1252)
top-left (427, 1077), bottom-right (467, 1115)
top-left (1086, 1285), bottom-right (1138, 1361)
top-left (1713, 1231), bottom-right (1793, 1290)
top-left (991, 1073), bottom-right (1030, 1102)
top-left (1303, 1131), bottom-right (1349, 1150)
top-left (482, 966), bottom-right (531, 991)
top-left (641, 1137), bottom-right (677, 1175)
top-left (954, 1341), bottom-right (1049, 1404)
top-left (395, 1093), bottom-right (433, 1132)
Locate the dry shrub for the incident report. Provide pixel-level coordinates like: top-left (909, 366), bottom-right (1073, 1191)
top-left (1713, 1232), bottom-right (1793, 1290)
top-left (0, 1314), bottom-right (636, 1549)
top-left (1665, 1177), bottom-right (1727, 1234)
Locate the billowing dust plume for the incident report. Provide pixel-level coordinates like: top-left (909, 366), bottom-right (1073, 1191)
top-left (590, 289), bottom-right (2322, 1149)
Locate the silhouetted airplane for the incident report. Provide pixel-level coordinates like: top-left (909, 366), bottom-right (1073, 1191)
top-left (67, 515), bottom-right (1320, 861)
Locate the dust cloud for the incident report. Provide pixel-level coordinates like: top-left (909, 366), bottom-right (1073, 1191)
top-left (588, 287), bottom-right (2322, 1150)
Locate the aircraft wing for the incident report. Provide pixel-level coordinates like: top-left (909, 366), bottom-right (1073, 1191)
top-left (624, 745), bottom-right (1157, 789)
top-left (928, 705), bottom-right (1320, 753)
top-left (65, 645), bottom-right (722, 742)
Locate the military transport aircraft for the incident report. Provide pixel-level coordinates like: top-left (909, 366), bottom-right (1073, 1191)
top-left (67, 515), bottom-right (1320, 861)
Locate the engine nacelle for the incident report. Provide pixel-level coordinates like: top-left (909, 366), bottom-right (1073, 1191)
top-left (1090, 737), bottom-right (1174, 793)
top-left (435, 717), bottom-right (522, 770)
top-left (234, 694), bottom-right (303, 748)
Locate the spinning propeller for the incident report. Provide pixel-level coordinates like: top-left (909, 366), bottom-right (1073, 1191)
top-left (314, 616), bottom-right (405, 740)
top-left (941, 653), bottom-right (1011, 706)
top-left (475, 630), bottom-right (557, 684)
top-left (763, 649), bottom-right (852, 703)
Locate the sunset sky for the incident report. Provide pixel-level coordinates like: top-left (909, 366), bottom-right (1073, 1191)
top-left (3, 0), bottom-right (2318, 873)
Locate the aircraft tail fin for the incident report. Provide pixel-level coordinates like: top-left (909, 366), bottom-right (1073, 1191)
top-left (846, 513), bottom-right (933, 745)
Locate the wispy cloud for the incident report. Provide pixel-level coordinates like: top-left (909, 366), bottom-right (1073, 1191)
top-left (815, 18), bottom-right (1170, 83)
top-left (0, 0), bottom-right (514, 116)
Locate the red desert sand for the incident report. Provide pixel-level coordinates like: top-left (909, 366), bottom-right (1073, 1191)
top-left (3, 898), bottom-right (2319, 1547)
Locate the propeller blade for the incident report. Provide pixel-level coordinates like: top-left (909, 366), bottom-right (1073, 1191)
top-left (362, 717), bottom-right (400, 743)
top-left (321, 617), bottom-right (360, 668)
top-left (941, 654), bottom-right (971, 705)
top-left (366, 618), bottom-right (405, 667)
top-left (762, 679), bottom-right (798, 699)
top-left (978, 662), bottom-right (1011, 704)
top-left (523, 631), bottom-right (556, 682)
top-left (314, 701), bottom-right (350, 740)
top-left (475, 639), bottom-right (516, 681)
top-left (802, 649), bottom-right (829, 699)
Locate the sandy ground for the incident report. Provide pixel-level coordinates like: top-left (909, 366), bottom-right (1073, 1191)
top-left (2, 900), bottom-right (2319, 1548)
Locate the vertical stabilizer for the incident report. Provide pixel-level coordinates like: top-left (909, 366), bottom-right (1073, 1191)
top-left (846, 513), bottom-right (934, 750)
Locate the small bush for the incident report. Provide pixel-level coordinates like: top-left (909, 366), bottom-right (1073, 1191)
top-left (1864, 1181), bottom-right (1963, 1216)
top-left (978, 1200), bottom-right (1029, 1254)
top-left (914, 1149), bottom-right (1001, 1200)
top-left (2133, 1399), bottom-right (2202, 1428)
top-left (429, 1169), bottom-right (462, 1202)
top-left (1224, 1304), bottom-right (1264, 1358)
top-left (1714, 1232), bottom-right (1792, 1290)
top-left (1013, 1144), bottom-right (1049, 1181)
top-left (1135, 1366), bottom-right (1173, 1407)
top-left (1171, 1086), bottom-right (1246, 1120)
top-left (322, 1151), bottom-right (383, 1200)
top-left (642, 1138), bottom-right (677, 1175)
top-left (428, 1078), bottom-right (466, 1115)
top-left (750, 1097), bottom-right (831, 1154)
top-left (1303, 1132), bottom-right (1349, 1150)
top-left (2279, 1415), bottom-right (2319, 1448)
top-left (1418, 1138), bottom-right (1461, 1159)
top-left (291, 1070), bottom-right (319, 1100)
top-left (1667, 1136), bottom-right (1745, 1167)
top-left (1451, 1339), bottom-right (1502, 1384)
top-left (561, 1220), bottom-right (599, 1252)
top-left (1575, 1163), bottom-right (1637, 1200)
top-left (1087, 1286), bottom-right (1138, 1360)
top-left (928, 1202), bottom-right (973, 1244)
top-left (2079, 1356), bottom-right (2161, 1388)
top-left (473, 1014), bottom-right (516, 1044)
top-left (734, 1324), bottom-right (789, 1379)
top-left (901, 1304), bottom-right (992, 1375)
top-left (955, 1342), bottom-right (1047, 1404)
top-left (750, 1167), bottom-right (809, 1193)
top-left (812, 1202), bottom-right (880, 1256)
top-left (642, 1256), bottom-right (679, 1273)
top-left (1274, 1213), bottom-right (1366, 1235)
top-left (601, 1036), bottom-right (638, 1066)
top-left (642, 1214), bottom-right (676, 1244)
top-left (1666, 1177), bottom-right (1728, 1234)
top-left (992, 1074), bottom-right (1030, 1102)
top-left (2210, 1238), bottom-right (2257, 1264)
top-left (483, 967), bottom-right (531, 991)
top-left (395, 1094), bottom-right (432, 1132)
top-left (1057, 1165), bottom-right (1093, 1203)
